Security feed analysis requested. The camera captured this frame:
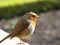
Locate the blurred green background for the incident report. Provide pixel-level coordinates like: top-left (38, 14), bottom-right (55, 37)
top-left (0, 0), bottom-right (60, 45)
top-left (0, 0), bottom-right (60, 19)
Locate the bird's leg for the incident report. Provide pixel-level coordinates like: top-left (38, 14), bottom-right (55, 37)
top-left (20, 40), bottom-right (25, 44)
top-left (17, 40), bottom-right (25, 45)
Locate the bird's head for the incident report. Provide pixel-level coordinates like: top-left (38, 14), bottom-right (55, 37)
top-left (22, 11), bottom-right (39, 22)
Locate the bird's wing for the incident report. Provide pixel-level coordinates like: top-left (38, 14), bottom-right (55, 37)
top-left (10, 20), bottom-right (30, 39)
top-left (0, 19), bottom-right (30, 43)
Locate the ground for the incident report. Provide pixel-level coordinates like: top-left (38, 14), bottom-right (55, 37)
top-left (0, 10), bottom-right (60, 45)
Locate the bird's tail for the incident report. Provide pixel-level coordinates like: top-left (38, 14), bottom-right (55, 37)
top-left (0, 34), bottom-right (11, 43)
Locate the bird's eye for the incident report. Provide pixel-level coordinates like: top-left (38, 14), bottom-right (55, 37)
top-left (31, 15), bottom-right (35, 18)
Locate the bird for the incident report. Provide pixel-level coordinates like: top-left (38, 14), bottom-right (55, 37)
top-left (0, 11), bottom-right (39, 43)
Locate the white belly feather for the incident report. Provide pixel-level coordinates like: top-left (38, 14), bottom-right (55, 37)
top-left (28, 23), bottom-right (35, 35)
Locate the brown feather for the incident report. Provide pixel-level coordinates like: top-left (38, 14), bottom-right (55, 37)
top-left (0, 19), bottom-right (29, 43)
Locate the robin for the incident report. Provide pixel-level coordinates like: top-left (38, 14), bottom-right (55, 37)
top-left (0, 11), bottom-right (39, 43)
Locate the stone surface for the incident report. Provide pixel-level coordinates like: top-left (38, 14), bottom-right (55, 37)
top-left (0, 10), bottom-right (60, 45)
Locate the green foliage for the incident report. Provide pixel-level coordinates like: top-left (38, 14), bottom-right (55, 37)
top-left (0, 0), bottom-right (60, 19)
